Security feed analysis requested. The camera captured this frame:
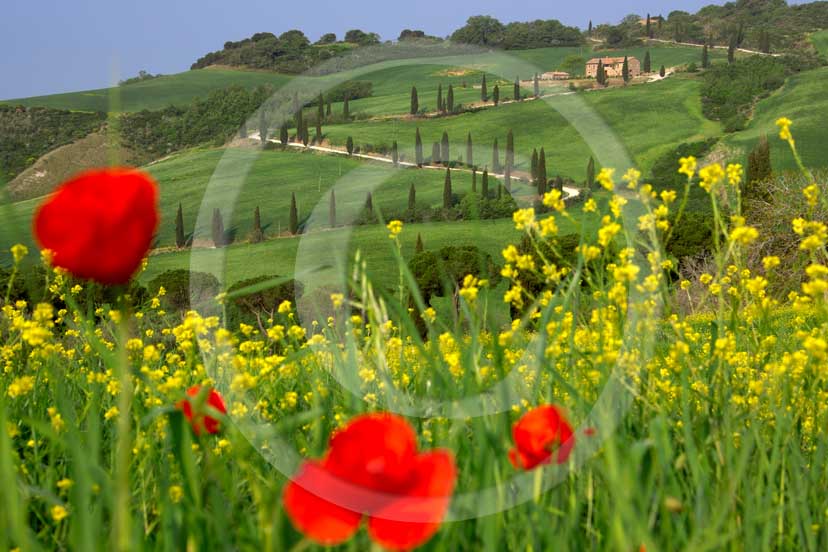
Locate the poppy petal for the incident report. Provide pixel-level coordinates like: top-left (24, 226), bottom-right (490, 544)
top-left (324, 413), bottom-right (418, 493)
top-left (511, 405), bottom-right (574, 469)
top-left (367, 450), bottom-right (456, 551)
top-left (283, 461), bottom-right (362, 546)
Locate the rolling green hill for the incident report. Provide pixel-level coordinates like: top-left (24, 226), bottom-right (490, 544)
top-left (810, 29), bottom-right (828, 57)
top-left (726, 67), bottom-right (828, 172)
top-left (320, 75), bottom-right (720, 180)
top-left (2, 68), bottom-right (291, 112)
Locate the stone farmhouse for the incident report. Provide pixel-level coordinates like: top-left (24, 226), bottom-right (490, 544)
top-left (585, 56), bottom-right (642, 79)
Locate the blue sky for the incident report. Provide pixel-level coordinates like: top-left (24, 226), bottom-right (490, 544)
top-left (0, 0), bottom-right (793, 100)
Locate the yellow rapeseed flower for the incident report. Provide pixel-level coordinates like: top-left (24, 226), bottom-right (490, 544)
top-left (386, 219), bottom-right (403, 239)
top-left (678, 156), bottom-right (697, 179)
top-left (776, 117), bottom-right (793, 142)
top-left (10, 244), bottom-right (28, 264)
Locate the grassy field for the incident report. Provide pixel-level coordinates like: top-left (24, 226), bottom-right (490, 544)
top-left (320, 76), bottom-right (720, 180)
top-left (725, 67), bottom-right (828, 172)
top-left (810, 30), bottom-right (828, 57)
top-left (1, 68), bottom-right (292, 112)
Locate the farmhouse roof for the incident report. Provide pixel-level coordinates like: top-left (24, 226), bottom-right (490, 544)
top-left (586, 56), bottom-right (635, 65)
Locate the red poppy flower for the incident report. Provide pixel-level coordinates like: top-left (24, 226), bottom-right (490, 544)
top-left (508, 405), bottom-right (574, 470)
top-left (33, 168), bottom-right (159, 285)
top-left (177, 385), bottom-right (227, 435)
top-left (283, 413), bottom-right (456, 550)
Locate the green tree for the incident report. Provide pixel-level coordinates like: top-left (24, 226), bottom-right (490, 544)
top-left (481, 169), bottom-right (489, 198)
top-left (506, 129), bottom-right (514, 170)
top-left (212, 208), bottom-right (225, 247)
top-left (415, 233), bottom-right (424, 253)
top-left (466, 132), bottom-right (473, 167)
top-left (302, 119), bottom-right (310, 147)
top-left (365, 192), bottom-right (373, 212)
top-left (315, 119), bottom-right (322, 144)
top-left (410, 86), bottom-right (419, 115)
top-left (289, 193), bottom-right (298, 235)
top-left (643, 51), bottom-right (652, 73)
top-left (441, 131), bottom-right (450, 165)
top-left (622, 56), bottom-right (630, 83)
top-left (432, 142), bottom-right (441, 165)
top-left (344, 95), bottom-right (350, 119)
top-left (326, 98), bottom-right (332, 117)
top-left (481, 74), bottom-right (488, 102)
top-left (317, 93), bottom-right (325, 123)
top-left (659, 65), bottom-right (666, 77)
top-left (443, 168), bottom-right (453, 209)
top-left (346, 136), bottom-right (354, 155)
top-left (280, 123), bottom-right (289, 146)
top-left (493, 85), bottom-right (500, 106)
top-left (728, 36), bottom-right (736, 63)
top-left (251, 206), bottom-right (264, 243)
top-left (537, 148), bottom-right (547, 195)
top-left (534, 73), bottom-right (540, 97)
top-left (746, 134), bottom-right (772, 191)
top-left (437, 83), bottom-right (444, 113)
top-left (392, 141), bottom-right (399, 166)
top-left (259, 111), bottom-right (268, 143)
top-left (596, 59), bottom-right (605, 85)
top-left (447, 85), bottom-right (455, 113)
top-left (408, 183), bottom-right (416, 211)
top-left (586, 156), bottom-right (596, 190)
top-left (531, 148), bottom-right (539, 182)
top-left (492, 138), bottom-right (501, 174)
top-left (415, 128), bottom-right (424, 166)
top-left (472, 168), bottom-right (477, 192)
top-left (329, 190), bottom-right (336, 228)
top-left (504, 164), bottom-right (512, 193)
top-left (702, 44), bottom-right (709, 69)
top-left (175, 203), bottom-right (185, 248)
top-left (588, 20), bottom-right (593, 36)
top-left (514, 77), bottom-right (521, 101)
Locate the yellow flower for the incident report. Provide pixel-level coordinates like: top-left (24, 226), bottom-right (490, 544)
top-left (278, 300), bottom-right (292, 314)
top-left (7, 376), bottom-right (35, 399)
top-left (10, 244), bottom-right (28, 264)
top-left (597, 168), bottom-right (615, 191)
top-left (51, 505), bottom-right (69, 522)
top-left (542, 189), bottom-right (565, 212)
top-left (422, 308), bottom-right (437, 323)
top-left (330, 293), bottom-right (344, 308)
top-left (622, 168), bottom-right (641, 189)
top-left (386, 219), bottom-right (403, 239)
top-left (699, 163), bottom-right (724, 193)
top-left (763, 256), bottom-right (781, 271)
top-left (678, 156), bottom-right (697, 179)
top-left (169, 485), bottom-right (184, 504)
top-left (583, 198), bottom-right (597, 213)
top-left (512, 208), bottom-right (536, 231)
top-left (57, 478), bottom-right (74, 492)
top-left (776, 117), bottom-right (793, 142)
top-left (804, 184), bottom-right (819, 208)
top-left (104, 406), bottom-right (120, 421)
top-left (726, 164), bottom-right (744, 187)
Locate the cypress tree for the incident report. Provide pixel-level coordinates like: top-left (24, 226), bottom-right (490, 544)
top-left (432, 142), bottom-right (441, 165)
top-left (531, 149), bottom-right (539, 182)
top-left (643, 51), bottom-right (652, 73)
top-left (392, 140), bottom-right (399, 166)
top-left (646, 14), bottom-right (652, 39)
top-left (504, 164), bottom-right (512, 193)
top-left (596, 60), bottom-right (605, 85)
top-left (415, 233), bottom-right (424, 253)
top-left (586, 156), bottom-right (596, 190)
top-left (481, 74), bottom-right (488, 102)
top-left (411, 86), bottom-right (419, 115)
top-left (415, 128), bottom-right (424, 166)
top-left (554, 176), bottom-right (564, 193)
top-left (329, 190), bottom-right (336, 228)
top-left (443, 169), bottom-right (452, 209)
top-left (481, 169), bottom-right (489, 199)
top-left (659, 65), bottom-right (666, 77)
top-left (493, 85), bottom-right (500, 106)
top-left (175, 203), bottom-right (185, 248)
top-left (441, 131), bottom-right (450, 165)
top-left (302, 119), bottom-right (310, 147)
top-left (466, 133), bottom-right (473, 167)
top-left (318, 93), bottom-right (325, 123)
top-left (437, 83), bottom-right (444, 113)
top-left (498, 183), bottom-right (503, 199)
top-left (728, 36), bottom-right (736, 63)
top-left (492, 139), bottom-right (501, 174)
top-left (212, 208), bottom-right (225, 247)
top-left (326, 98), bottom-right (332, 117)
top-left (622, 56), bottom-right (630, 83)
top-left (514, 77), bottom-right (520, 101)
top-left (259, 111), bottom-right (268, 143)
top-left (295, 109), bottom-right (303, 142)
top-left (472, 168), bottom-right (477, 192)
top-left (408, 183), bottom-right (416, 211)
top-left (534, 73), bottom-right (540, 97)
top-left (344, 95), bottom-right (350, 119)
top-left (702, 44), bottom-right (709, 69)
top-left (346, 136), bottom-right (354, 155)
top-left (588, 20), bottom-right (593, 36)
top-left (289, 193), bottom-right (298, 235)
top-left (506, 129), bottom-right (514, 170)
top-left (315, 119), bottom-right (322, 144)
top-left (280, 123), bottom-right (289, 146)
top-left (447, 84), bottom-right (455, 113)
top-left (365, 192), bottom-right (373, 213)
top-left (537, 148), bottom-right (547, 195)
top-left (251, 206), bottom-right (264, 243)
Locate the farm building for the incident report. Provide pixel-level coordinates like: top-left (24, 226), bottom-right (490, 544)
top-left (540, 71), bottom-right (570, 80)
top-left (585, 56), bottom-right (642, 78)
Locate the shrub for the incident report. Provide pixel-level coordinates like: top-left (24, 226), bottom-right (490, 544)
top-left (225, 275), bottom-right (304, 329)
top-left (147, 270), bottom-right (221, 313)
